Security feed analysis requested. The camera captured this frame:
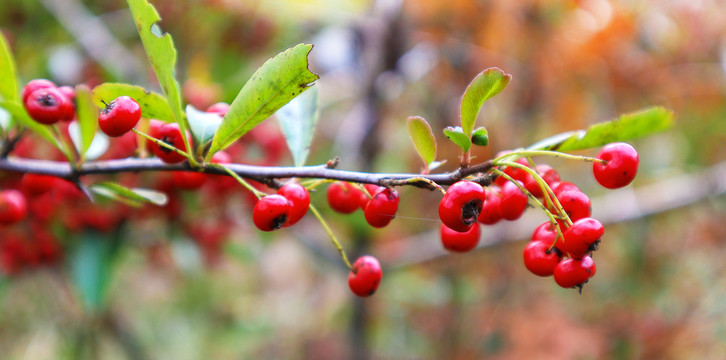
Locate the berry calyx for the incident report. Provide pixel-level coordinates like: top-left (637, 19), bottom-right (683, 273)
top-left (440, 223), bottom-right (480, 253)
top-left (24, 88), bottom-right (68, 125)
top-left (498, 180), bottom-right (528, 221)
top-left (98, 96), bottom-right (142, 137)
top-left (523, 240), bottom-right (562, 277)
top-left (593, 142), bottom-right (639, 189)
top-left (277, 183), bottom-right (310, 227)
top-left (562, 217), bottom-right (604, 258)
top-left (252, 194), bottom-right (291, 232)
top-left (21, 79), bottom-right (56, 103)
top-left (348, 255), bottom-right (383, 297)
top-left (364, 188), bottom-right (399, 228)
top-left (0, 190), bottom-right (28, 225)
top-left (327, 182), bottom-right (367, 214)
top-left (152, 123), bottom-right (189, 163)
top-left (554, 256), bottom-right (596, 290)
top-left (438, 180), bottom-right (486, 232)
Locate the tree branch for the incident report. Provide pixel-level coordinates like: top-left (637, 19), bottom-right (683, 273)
top-left (0, 157), bottom-right (495, 187)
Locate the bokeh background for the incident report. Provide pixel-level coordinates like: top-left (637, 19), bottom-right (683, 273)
top-left (2, 0), bottom-right (726, 358)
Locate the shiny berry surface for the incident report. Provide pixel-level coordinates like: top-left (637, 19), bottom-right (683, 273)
top-left (348, 255), bottom-right (383, 297)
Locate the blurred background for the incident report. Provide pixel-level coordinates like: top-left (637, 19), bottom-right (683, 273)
top-left (2, 0), bottom-right (726, 358)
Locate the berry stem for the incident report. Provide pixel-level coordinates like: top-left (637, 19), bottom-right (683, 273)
top-left (209, 162), bottom-right (265, 199)
top-left (309, 204), bottom-right (353, 270)
top-left (494, 149), bottom-right (606, 164)
top-left (491, 168), bottom-right (567, 246)
top-left (496, 160), bottom-right (572, 227)
top-left (132, 128), bottom-right (191, 162)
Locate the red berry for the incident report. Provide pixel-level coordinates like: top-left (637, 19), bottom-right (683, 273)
top-left (555, 189), bottom-right (591, 222)
top-left (363, 188), bottom-right (399, 228)
top-left (477, 185), bottom-right (502, 225)
top-left (439, 180), bottom-right (486, 232)
top-left (531, 221), bottom-right (560, 245)
top-left (498, 180), bottom-right (528, 221)
top-left (20, 173), bottom-right (57, 197)
top-left (21, 79), bottom-right (56, 103)
top-left (562, 217), bottom-right (604, 258)
top-left (593, 142), bottom-right (639, 189)
top-left (554, 256), bottom-right (596, 289)
top-left (252, 194), bottom-right (291, 231)
top-left (348, 255), bottom-right (382, 297)
top-left (551, 181), bottom-right (580, 196)
top-left (57, 86), bottom-right (76, 121)
top-left (327, 182), bottom-right (367, 214)
top-left (523, 164), bottom-right (561, 198)
top-left (440, 223), bottom-right (480, 253)
top-left (98, 96), bottom-right (142, 137)
top-left (152, 123), bottom-right (189, 163)
top-left (206, 102), bottom-right (230, 117)
top-left (24, 88), bottom-right (68, 125)
top-left (0, 190), bottom-right (28, 225)
top-left (494, 156), bottom-right (530, 187)
top-left (172, 170), bottom-right (207, 190)
top-left (277, 183), bottom-right (310, 226)
top-left (523, 240), bottom-right (562, 277)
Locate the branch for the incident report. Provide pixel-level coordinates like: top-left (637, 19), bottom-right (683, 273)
top-left (0, 157), bottom-right (495, 187)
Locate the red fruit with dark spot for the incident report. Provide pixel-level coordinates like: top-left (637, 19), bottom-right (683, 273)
top-left (98, 96), bottom-right (142, 137)
top-left (593, 142), bottom-right (639, 189)
top-left (439, 180), bottom-right (486, 232)
top-left (21, 79), bottom-right (56, 103)
top-left (252, 194), bottom-right (291, 231)
top-left (523, 240), bottom-right (562, 277)
top-left (0, 190), bottom-right (28, 225)
top-left (477, 185), bottom-right (502, 225)
top-left (363, 188), bottom-right (399, 228)
top-left (562, 217), bottom-right (604, 258)
top-left (555, 189), bottom-right (591, 222)
top-left (498, 180), bottom-right (528, 221)
top-left (440, 223), bottom-right (480, 253)
top-left (554, 256), bottom-right (596, 289)
top-left (24, 88), bottom-right (68, 125)
top-left (277, 183), bottom-right (310, 226)
top-left (348, 255), bottom-right (383, 297)
top-left (152, 123), bottom-right (189, 163)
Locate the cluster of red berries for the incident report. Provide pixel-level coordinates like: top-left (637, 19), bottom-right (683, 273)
top-left (437, 142), bottom-right (639, 291)
top-left (327, 182), bottom-right (400, 228)
top-left (22, 79), bottom-right (76, 124)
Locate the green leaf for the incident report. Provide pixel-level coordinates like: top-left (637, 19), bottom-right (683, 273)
top-left (68, 122), bottom-right (110, 161)
top-left (0, 100), bottom-right (62, 150)
top-left (0, 32), bottom-right (18, 102)
top-left (205, 43), bottom-right (319, 160)
top-left (471, 126), bottom-right (489, 146)
top-left (443, 126), bottom-right (471, 152)
top-left (74, 85), bottom-right (99, 157)
top-left (90, 182), bottom-right (168, 207)
top-left (70, 230), bottom-right (123, 312)
top-left (407, 116), bottom-right (437, 166)
top-left (276, 86), bottom-right (319, 167)
top-left (92, 82), bottom-right (173, 121)
top-left (186, 104), bottom-right (222, 148)
top-left (527, 106), bottom-right (675, 151)
top-left (127, 0), bottom-right (189, 150)
top-left (460, 67), bottom-right (511, 136)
